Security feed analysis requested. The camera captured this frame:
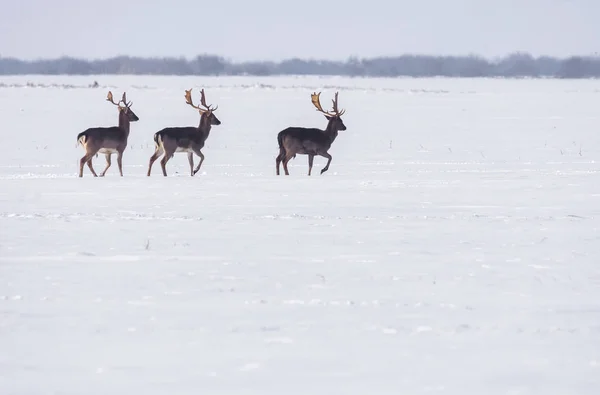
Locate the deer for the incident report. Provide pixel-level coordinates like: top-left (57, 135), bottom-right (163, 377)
top-left (147, 88), bottom-right (221, 177)
top-left (275, 91), bottom-right (347, 176)
top-left (76, 91), bottom-right (139, 178)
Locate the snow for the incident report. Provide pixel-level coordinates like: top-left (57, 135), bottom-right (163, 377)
top-left (0, 75), bottom-right (599, 394)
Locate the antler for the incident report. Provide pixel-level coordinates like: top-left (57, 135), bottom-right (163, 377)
top-left (199, 89), bottom-right (218, 112)
top-left (331, 92), bottom-right (345, 116)
top-left (185, 88), bottom-right (203, 111)
top-left (121, 92), bottom-right (133, 108)
top-left (185, 88), bottom-right (217, 113)
top-left (106, 91), bottom-right (122, 107)
top-left (311, 92), bottom-right (330, 115)
top-left (311, 92), bottom-right (344, 117)
top-left (106, 91), bottom-right (132, 109)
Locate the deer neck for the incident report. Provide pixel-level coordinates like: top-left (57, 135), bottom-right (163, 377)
top-left (201, 124), bottom-right (212, 140)
top-left (324, 121), bottom-right (339, 142)
top-left (198, 116), bottom-right (212, 140)
top-left (118, 112), bottom-right (130, 136)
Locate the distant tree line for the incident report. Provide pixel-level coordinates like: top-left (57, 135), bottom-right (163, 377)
top-left (0, 52), bottom-right (599, 78)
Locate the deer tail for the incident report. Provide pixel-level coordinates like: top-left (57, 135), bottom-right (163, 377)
top-left (76, 132), bottom-right (87, 147)
top-left (153, 132), bottom-right (165, 149)
top-left (277, 131), bottom-right (289, 157)
top-left (276, 131), bottom-right (296, 159)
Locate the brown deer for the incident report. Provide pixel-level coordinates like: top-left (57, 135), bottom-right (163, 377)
top-left (147, 88), bottom-right (221, 177)
top-left (275, 91), bottom-right (346, 176)
top-left (76, 91), bottom-right (139, 177)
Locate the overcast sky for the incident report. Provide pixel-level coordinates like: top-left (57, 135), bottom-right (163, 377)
top-left (1, 0), bottom-right (598, 61)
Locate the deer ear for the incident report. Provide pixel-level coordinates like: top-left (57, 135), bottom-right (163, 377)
top-left (324, 115), bottom-right (332, 120)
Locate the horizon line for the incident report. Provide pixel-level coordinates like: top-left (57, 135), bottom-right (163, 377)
top-left (2, 51), bottom-right (600, 63)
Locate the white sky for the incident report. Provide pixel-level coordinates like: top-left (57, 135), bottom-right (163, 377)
top-left (1, 0), bottom-right (598, 61)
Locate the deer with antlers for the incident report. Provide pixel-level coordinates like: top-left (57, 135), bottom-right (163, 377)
top-left (147, 88), bottom-right (221, 177)
top-left (76, 91), bottom-right (139, 177)
top-left (275, 91), bottom-right (347, 176)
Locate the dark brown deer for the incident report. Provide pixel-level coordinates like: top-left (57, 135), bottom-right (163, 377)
top-left (276, 91), bottom-right (346, 176)
top-left (76, 91), bottom-right (139, 177)
top-left (147, 88), bottom-right (221, 177)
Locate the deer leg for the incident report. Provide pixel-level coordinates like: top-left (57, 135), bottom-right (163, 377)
top-left (147, 147), bottom-right (164, 176)
top-left (319, 152), bottom-right (332, 175)
top-left (275, 148), bottom-right (286, 176)
top-left (160, 150), bottom-right (174, 177)
top-left (79, 153), bottom-right (98, 177)
top-left (116, 151), bottom-right (124, 176)
top-left (192, 150), bottom-right (205, 175)
top-left (282, 152), bottom-right (295, 176)
top-left (187, 152), bottom-right (195, 176)
top-left (86, 157), bottom-right (98, 177)
top-left (100, 153), bottom-right (112, 177)
top-left (79, 157), bottom-right (85, 177)
top-left (308, 154), bottom-right (315, 176)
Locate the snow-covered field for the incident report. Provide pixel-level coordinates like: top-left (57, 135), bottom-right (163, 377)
top-left (1, 75), bottom-right (599, 394)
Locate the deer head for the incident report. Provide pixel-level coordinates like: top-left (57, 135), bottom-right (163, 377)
top-left (185, 88), bottom-right (221, 126)
top-left (311, 91), bottom-right (346, 131)
top-left (106, 91), bottom-right (139, 122)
